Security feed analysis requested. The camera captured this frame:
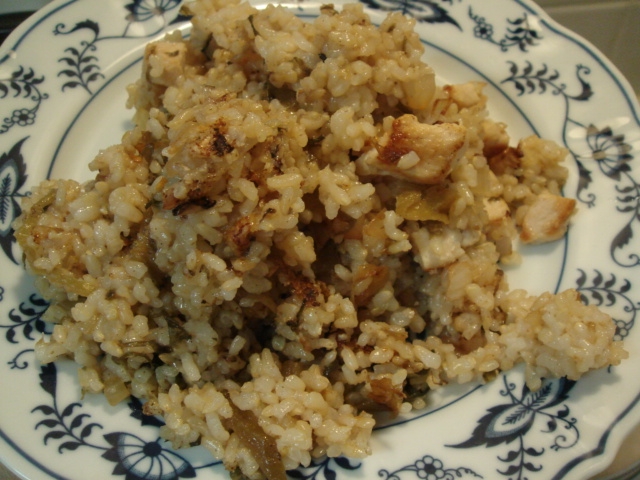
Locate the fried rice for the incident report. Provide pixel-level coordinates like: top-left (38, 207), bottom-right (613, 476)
top-left (13, 1), bottom-right (627, 479)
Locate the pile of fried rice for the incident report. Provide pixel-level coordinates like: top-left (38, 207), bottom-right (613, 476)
top-left (14, 1), bottom-right (627, 478)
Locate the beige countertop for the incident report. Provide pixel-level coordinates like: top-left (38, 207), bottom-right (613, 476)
top-left (591, 421), bottom-right (640, 480)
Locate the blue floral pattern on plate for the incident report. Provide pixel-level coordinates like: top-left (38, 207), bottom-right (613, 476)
top-left (0, 67), bottom-right (48, 134)
top-left (54, 0), bottom-right (184, 94)
top-left (0, 1), bottom-right (639, 479)
top-left (0, 137), bottom-right (29, 262)
top-left (30, 362), bottom-right (214, 479)
top-left (449, 377), bottom-right (578, 479)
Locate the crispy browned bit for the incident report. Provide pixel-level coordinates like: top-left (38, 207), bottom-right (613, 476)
top-left (212, 128), bottom-right (234, 156)
top-left (374, 115), bottom-right (466, 184)
top-left (488, 146), bottom-right (522, 176)
top-left (224, 215), bottom-right (256, 256)
top-left (164, 122), bottom-right (233, 167)
top-left (162, 173), bottom-right (220, 211)
top-left (223, 398), bottom-right (286, 480)
top-left (171, 197), bottom-right (216, 217)
top-left (378, 126), bottom-right (410, 166)
top-left (367, 377), bottom-right (405, 414)
top-left (289, 273), bottom-right (323, 307)
top-left (276, 262), bottom-right (327, 307)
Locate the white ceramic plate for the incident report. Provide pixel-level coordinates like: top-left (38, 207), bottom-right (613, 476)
top-left (1, 1), bottom-right (639, 479)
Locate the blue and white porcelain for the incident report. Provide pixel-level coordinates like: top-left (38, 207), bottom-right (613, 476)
top-left (1, 1), bottom-right (639, 479)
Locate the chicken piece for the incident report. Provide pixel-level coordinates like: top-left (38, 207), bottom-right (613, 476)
top-left (483, 198), bottom-right (510, 224)
top-left (411, 227), bottom-right (465, 271)
top-left (368, 115), bottom-right (467, 184)
top-left (520, 191), bottom-right (576, 244)
top-left (444, 81), bottom-right (486, 109)
top-left (482, 119), bottom-right (510, 158)
top-left (145, 40), bottom-right (188, 87)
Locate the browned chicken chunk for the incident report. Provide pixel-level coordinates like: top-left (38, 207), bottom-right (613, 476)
top-left (520, 191), bottom-right (576, 243)
top-left (367, 114), bottom-right (467, 184)
top-left (144, 40), bottom-right (188, 87)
